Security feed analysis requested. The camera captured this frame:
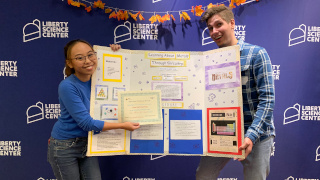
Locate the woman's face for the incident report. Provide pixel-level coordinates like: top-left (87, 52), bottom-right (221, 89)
top-left (67, 42), bottom-right (97, 82)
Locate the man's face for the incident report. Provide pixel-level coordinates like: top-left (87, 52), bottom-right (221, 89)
top-left (207, 14), bottom-right (235, 48)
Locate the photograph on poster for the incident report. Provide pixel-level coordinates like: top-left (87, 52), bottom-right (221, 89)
top-left (100, 104), bottom-right (118, 120)
top-left (112, 87), bottom-right (126, 101)
top-left (95, 85), bottom-right (108, 100)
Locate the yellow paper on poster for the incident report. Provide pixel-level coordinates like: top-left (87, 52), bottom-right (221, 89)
top-left (103, 54), bottom-right (122, 82)
top-left (88, 130), bottom-right (126, 155)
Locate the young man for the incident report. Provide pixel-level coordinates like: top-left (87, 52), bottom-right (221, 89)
top-left (196, 6), bottom-right (275, 180)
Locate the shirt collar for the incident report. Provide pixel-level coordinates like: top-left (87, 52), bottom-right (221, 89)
top-left (237, 39), bottom-right (245, 51)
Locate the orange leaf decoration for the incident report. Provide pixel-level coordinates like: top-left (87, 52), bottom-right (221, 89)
top-left (170, 14), bottom-right (175, 21)
top-left (105, 8), bottom-right (112, 14)
top-left (162, 14), bottom-right (170, 21)
top-left (116, 10), bottom-right (123, 21)
top-left (229, 0), bottom-right (236, 9)
top-left (237, 0), bottom-right (246, 6)
top-left (129, 12), bottom-right (140, 21)
top-left (71, 1), bottom-right (81, 7)
top-left (93, 0), bottom-right (105, 9)
top-left (156, 15), bottom-right (164, 23)
top-left (109, 11), bottom-right (117, 19)
top-left (85, 6), bottom-right (92, 12)
top-left (122, 11), bottom-right (129, 20)
top-left (149, 15), bottom-right (157, 24)
top-left (139, 13), bottom-right (145, 21)
top-left (207, 3), bottom-right (215, 9)
top-left (68, 0), bottom-right (80, 7)
top-left (180, 11), bottom-right (191, 22)
top-left (194, 5), bottom-right (204, 16)
top-left (191, 6), bottom-right (195, 15)
top-left (80, 3), bottom-right (87, 7)
top-left (229, 0), bottom-right (246, 8)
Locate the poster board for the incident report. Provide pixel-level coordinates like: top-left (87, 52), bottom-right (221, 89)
top-left (87, 45), bottom-right (244, 159)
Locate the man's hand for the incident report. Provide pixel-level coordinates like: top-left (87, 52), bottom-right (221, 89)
top-left (234, 137), bottom-right (253, 161)
top-left (110, 44), bottom-right (121, 52)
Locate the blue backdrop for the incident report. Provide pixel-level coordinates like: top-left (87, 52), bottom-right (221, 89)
top-left (1, 0), bottom-right (320, 180)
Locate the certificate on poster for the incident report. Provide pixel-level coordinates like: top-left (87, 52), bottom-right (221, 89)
top-left (118, 90), bottom-right (162, 125)
top-left (207, 107), bottom-right (244, 158)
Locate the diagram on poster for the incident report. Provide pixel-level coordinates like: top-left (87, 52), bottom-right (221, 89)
top-left (87, 45), bottom-right (244, 159)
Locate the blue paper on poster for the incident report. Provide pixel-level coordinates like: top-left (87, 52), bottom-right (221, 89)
top-left (169, 109), bottom-right (203, 154)
top-left (129, 110), bottom-right (164, 154)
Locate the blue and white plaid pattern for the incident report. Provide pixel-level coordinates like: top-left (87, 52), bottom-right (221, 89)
top-left (238, 39), bottom-right (275, 144)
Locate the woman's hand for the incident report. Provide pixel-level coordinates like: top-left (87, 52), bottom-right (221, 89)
top-left (122, 122), bottom-right (140, 131)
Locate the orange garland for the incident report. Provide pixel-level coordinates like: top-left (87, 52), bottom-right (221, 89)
top-left (67, 0), bottom-right (256, 23)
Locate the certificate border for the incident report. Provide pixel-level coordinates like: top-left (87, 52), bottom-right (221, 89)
top-left (119, 90), bottom-right (162, 125)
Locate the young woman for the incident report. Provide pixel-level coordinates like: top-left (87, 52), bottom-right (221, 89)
top-left (47, 39), bottom-right (139, 180)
